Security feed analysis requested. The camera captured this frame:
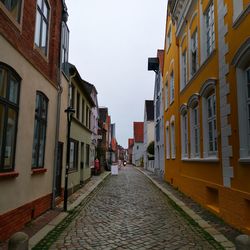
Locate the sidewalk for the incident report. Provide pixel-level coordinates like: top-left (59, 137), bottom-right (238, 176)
top-left (137, 167), bottom-right (241, 249)
top-left (0, 171), bottom-right (110, 250)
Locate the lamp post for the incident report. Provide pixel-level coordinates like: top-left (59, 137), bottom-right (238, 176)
top-left (64, 106), bottom-right (75, 211)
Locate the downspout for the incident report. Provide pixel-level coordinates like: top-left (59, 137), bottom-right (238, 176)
top-left (51, 6), bottom-right (68, 209)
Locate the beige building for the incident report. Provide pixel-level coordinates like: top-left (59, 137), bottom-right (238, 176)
top-left (0, 0), bottom-right (69, 240)
top-left (67, 64), bottom-right (95, 194)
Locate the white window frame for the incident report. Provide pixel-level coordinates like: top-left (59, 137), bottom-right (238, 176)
top-left (191, 29), bottom-right (198, 76)
top-left (205, 2), bottom-right (215, 57)
top-left (170, 72), bottom-right (174, 104)
top-left (181, 50), bottom-right (188, 89)
top-left (166, 123), bottom-right (170, 159)
top-left (200, 79), bottom-right (217, 158)
top-left (170, 121), bottom-right (175, 159)
top-left (181, 112), bottom-right (189, 159)
top-left (34, 0), bottom-right (50, 56)
top-left (165, 80), bottom-right (168, 110)
top-left (190, 105), bottom-right (200, 158)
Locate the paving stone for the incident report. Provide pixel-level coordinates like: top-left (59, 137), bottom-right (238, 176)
top-left (48, 166), bottom-right (224, 249)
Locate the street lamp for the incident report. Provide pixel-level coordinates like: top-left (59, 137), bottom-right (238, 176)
top-left (64, 106), bottom-right (75, 211)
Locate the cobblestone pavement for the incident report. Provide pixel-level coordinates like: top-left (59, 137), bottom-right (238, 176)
top-left (139, 168), bottom-right (241, 244)
top-left (49, 166), bottom-right (222, 249)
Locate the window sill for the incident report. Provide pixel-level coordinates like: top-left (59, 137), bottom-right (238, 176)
top-left (68, 169), bottom-right (78, 174)
top-left (239, 158), bottom-right (250, 164)
top-left (31, 168), bottom-right (47, 175)
top-left (182, 158), bottom-right (219, 163)
top-left (0, 171), bottom-right (19, 179)
top-left (180, 49), bottom-right (216, 95)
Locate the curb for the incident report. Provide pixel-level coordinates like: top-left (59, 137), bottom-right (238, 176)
top-left (136, 167), bottom-right (235, 250)
top-left (29, 171), bottom-right (111, 249)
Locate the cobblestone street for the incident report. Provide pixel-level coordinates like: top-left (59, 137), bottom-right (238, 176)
top-left (45, 166), bottom-right (222, 250)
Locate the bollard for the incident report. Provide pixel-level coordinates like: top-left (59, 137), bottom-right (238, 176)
top-left (8, 232), bottom-right (29, 250)
top-left (235, 234), bottom-right (250, 250)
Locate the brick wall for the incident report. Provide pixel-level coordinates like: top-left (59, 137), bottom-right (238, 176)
top-left (0, 193), bottom-right (52, 241)
top-left (0, 0), bottom-right (62, 86)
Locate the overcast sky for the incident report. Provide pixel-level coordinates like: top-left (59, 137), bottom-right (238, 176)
top-left (65, 0), bottom-right (167, 148)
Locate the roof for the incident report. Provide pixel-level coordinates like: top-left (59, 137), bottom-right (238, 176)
top-left (133, 122), bottom-right (144, 143)
top-left (145, 100), bottom-right (154, 121)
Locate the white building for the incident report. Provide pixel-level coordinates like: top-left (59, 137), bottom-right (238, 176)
top-left (143, 100), bottom-right (155, 172)
top-left (132, 122), bottom-right (144, 166)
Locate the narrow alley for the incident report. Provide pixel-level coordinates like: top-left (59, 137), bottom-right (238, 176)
top-left (36, 166), bottom-right (222, 250)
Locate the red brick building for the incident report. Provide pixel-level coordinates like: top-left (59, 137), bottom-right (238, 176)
top-left (0, 0), bottom-right (69, 240)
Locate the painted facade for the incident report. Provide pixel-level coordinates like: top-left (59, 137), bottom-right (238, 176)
top-left (163, 0), bottom-right (250, 234)
top-left (68, 64), bottom-right (95, 192)
top-left (0, 0), bottom-right (69, 240)
top-left (132, 122), bottom-right (144, 166)
top-left (143, 100), bottom-right (155, 172)
top-left (154, 50), bottom-right (165, 178)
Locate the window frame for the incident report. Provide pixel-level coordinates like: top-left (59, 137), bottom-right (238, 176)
top-left (34, 0), bottom-right (50, 56)
top-left (0, 0), bottom-right (23, 23)
top-left (191, 29), bottom-right (198, 76)
top-left (0, 63), bottom-right (21, 172)
top-left (181, 111), bottom-right (189, 159)
top-left (69, 138), bottom-right (78, 171)
top-left (190, 105), bottom-right (200, 158)
top-left (31, 91), bottom-right (49, 168)
top-left (61, 21), bottom-right (69, 75)
top-left (165, 80), bottom-right (168, 110)
top-left (170, 71), bottom-right (174, 104)
top-left (205, 2), bottom-right (215, 57)
top-left (166, 124), bottom-right (170, 159)
top-left (170, 121), bottom-right (175, 159)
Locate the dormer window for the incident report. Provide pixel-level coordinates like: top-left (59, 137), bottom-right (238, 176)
top-left (34, 0), bottom-right (50, 56)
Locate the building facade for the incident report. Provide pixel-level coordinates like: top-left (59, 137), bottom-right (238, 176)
top-left (143, 100), bottom-right (154, 172)
top-left (0, 0), bottom-right (69, 240)
top-left (132, 122), bottom-right (144, 166)
top-left (68, 64), bottom-right (95, 192)
top-left (163, 0), bottom-right (250, 234)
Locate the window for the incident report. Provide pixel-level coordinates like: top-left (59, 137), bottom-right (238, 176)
top-left (86, 106), bottom-right (89, 128)
top-left (207, 93), bottom-right (217, 155)
top-left (85, 144), bottom-right (90, 167)
top-left (0, 64), bottom-right (20, 172)
top-left (76, 92), bottom-right (80, 120)
top-left (167, 25), bottom-right (172, 50)
top-left (32, 92), bottom-right (48, 168)
top-left (0, 0), bottom-right (22, 22)
top-left (165, 81), bottom-right (168, 109)
top-left (170, 122), bottom-right (175, 159)
top-left (156, 97), bottom-right (160, 118)
top-left (205, 2), bottom-right (215, 56)
top-left (181, 112), bottom-right (188, 158)
top-left (170, 72), bottom-right (174, 103)
top-left (190, 105), bottom-right (200, 158)
top-left (71, 85), bottom-right (75, 109)
top-left (69, 139), bottom-right (78, 170)
top-left (34, 0), bottom-right (50, 55)
top-left (166, 125), bottom-right (170, 159)
top-left (81, 99), bottom-right (85, 124)
top-left (181, 50), bottom-right (187, 88)
top-left (61, 22), bottom-right (69, 75)
top-left (191, 30), bottom-right (198, 76)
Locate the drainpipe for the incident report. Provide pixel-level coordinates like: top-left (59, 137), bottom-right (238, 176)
top-left (51, 7), bottom-right (68, 209)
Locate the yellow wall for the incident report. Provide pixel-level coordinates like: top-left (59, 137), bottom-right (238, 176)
top-left (163, 0), bottom-right (250, 234)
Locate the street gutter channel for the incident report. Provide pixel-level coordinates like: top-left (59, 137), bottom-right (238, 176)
top-left (136, 167), bottom-right (236, 250)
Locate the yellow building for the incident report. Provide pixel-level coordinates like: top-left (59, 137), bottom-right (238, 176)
top-left (163, 0), bottom-right (250, 234)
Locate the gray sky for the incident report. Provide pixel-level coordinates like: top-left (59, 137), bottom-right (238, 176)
top-left (65, 0), bottom-right (167, 148)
